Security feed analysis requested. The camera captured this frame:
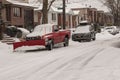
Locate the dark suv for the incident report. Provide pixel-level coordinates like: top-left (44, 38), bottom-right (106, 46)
top-left (72, 21), bottom-right (96, 42)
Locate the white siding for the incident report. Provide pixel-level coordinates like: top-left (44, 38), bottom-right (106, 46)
top-left (48, 12), bottom-right (58, 25)
top-left (34, 11), bottom-right (38, 23)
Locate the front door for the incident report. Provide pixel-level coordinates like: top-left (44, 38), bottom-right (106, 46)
top-left (52, 25), bottom-right (60, 43)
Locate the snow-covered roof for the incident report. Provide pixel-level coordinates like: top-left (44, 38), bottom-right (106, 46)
top-left (73, 10), bottom-right (80, 15)
top-left (34, 4), bottom-right (42, 11)
top-left (40, 6), bottom-right (74, 15)
top-left (66, 0), bottom-right (109, 12)
top-left (6, 0), bottom-right (36, 8)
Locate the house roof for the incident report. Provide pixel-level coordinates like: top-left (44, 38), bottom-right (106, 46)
top-left (50, 6), bottom-right (74, 15)
top-left (66, 1), bottom-right (109, 12)
top-left (34, 4), bottom-right (42, 11)
top-left (6, 0), bottom-right (37, 8)
top-left (35, 5), bottom-right (74, 15)
top-left (72, 10), bottom-right (80, 15)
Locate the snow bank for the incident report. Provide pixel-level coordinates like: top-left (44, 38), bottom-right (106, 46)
top-left (0, 42), bottom-right (9, 49)
top-left (96, 31), bottom-right (115, 40)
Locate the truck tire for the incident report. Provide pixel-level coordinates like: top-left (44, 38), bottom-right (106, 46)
top-left (46, 40), bottom-right (53, 50)
top-left (64, 37), bottom-right (69, 47)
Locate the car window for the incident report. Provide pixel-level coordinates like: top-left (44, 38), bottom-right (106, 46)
top-left (79, 23), bottom-right (89, 26)
top-left (53, 25), bottom-right (59, 32)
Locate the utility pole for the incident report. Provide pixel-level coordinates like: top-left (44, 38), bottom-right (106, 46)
top-left (63, 0), bottom-right (66, 29)
top-left (0, 2), bottom-right (3, 40)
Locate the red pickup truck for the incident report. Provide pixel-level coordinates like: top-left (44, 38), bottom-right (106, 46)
top-left (13, 24), bottom-right (71, 50)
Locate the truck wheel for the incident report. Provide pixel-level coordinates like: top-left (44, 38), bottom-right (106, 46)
top-left (64, 37), bottom-right (69, 47)
top-left (46, 40), bottom-right (53, 50)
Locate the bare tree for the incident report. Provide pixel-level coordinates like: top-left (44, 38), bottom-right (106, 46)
top-left (38, 0), bottom-right (56, 24)
top-left (102, 0), bottom-right (120, 26)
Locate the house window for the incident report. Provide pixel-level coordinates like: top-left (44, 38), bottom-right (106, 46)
top-left (52, 13), bottom-right (56, 21)
top-left (13, 7), bottom-right (21, 17)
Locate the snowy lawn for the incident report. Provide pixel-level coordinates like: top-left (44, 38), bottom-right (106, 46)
top-left (0, 31), bottom-right (120, 80)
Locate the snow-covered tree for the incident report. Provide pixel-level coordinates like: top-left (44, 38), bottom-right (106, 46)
top-left (102, 0), bottom-right (120, 26)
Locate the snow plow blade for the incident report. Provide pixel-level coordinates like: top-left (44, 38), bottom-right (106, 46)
top-left (13, 40), bottom-right (45, 50)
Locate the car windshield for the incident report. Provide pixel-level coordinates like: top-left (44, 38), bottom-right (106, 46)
top-left (75, 25), bottom-right (90, 33)
top-left (34, 24), bottom-right (52, 34)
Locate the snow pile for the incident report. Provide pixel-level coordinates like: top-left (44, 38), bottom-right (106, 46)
top-left (13, 38), bottom-right (20, 42)
top-left (0, 42), bottom-right (11, 53)
top-left (96, 31), bottom-right (114, 40)
top-left (0, 42), bottom-right (9, 49)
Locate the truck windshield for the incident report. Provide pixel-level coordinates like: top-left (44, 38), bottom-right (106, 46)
top-left (34, 25), bottom-right (52, 34)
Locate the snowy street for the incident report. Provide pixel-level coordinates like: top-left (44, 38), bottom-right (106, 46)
top-left (0, 32), bottom-right (120, 80)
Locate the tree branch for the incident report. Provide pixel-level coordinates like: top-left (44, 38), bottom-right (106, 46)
top-left (47, 0), bottom-right (56, 11)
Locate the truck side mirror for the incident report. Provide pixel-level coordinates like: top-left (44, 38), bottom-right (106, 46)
top-left (54, 29), bottom-right (59, 32)
top-left (53, 25), bottom-right (59, 32)
top-left (59, 26), bottom-right (62, 30)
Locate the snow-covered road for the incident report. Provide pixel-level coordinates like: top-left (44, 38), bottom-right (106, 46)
top-left (0, 32), bottom-right (120, 80)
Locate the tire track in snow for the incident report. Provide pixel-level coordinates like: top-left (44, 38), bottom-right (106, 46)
top-left (22, 46), bottom-right (104, 80)
top-left (0, 40), bottom-right (105, 80)
top-left (42, 48), bottom-right (105, 80)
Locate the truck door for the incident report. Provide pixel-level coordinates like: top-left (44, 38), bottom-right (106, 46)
top-left (53, 25), bottom-right (60, 44)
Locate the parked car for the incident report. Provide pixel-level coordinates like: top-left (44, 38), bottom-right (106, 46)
top-left (13, 23), bottom-right (71, 50)
top-left (4, 26), bottom-right (30, 38)
top-left (104, 26), bottom-right (119, 35)
top-left (72, 21), bottom-right (96, 42)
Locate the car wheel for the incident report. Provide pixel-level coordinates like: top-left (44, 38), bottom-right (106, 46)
top-left (78, 40), bottom-right (81, 42)
top-left (92, 34), bottom-right (96, 41)
top-left (64, 37), bottom-right (69, 47)
top-left (87, 34), bottom-right (91, 41)
top-left (46, 40), bottom-right (53, 50)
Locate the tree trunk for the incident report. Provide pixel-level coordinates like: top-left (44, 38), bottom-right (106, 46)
top-left (0, 27), bottom-right (2, 40)
top-left (42, 0), bottom-right (48, 24)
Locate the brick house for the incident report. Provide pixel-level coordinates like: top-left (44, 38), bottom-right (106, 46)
top-left (72, 8), bottom-right (98, 24)
top-left (2, 0), bottom-right (35, 31)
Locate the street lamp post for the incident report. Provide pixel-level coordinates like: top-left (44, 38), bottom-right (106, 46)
top-left (63, 0), bottom-right (66, 29)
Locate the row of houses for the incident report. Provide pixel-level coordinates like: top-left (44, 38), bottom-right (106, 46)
top-left (0, 0), bottom-right (114, 31)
